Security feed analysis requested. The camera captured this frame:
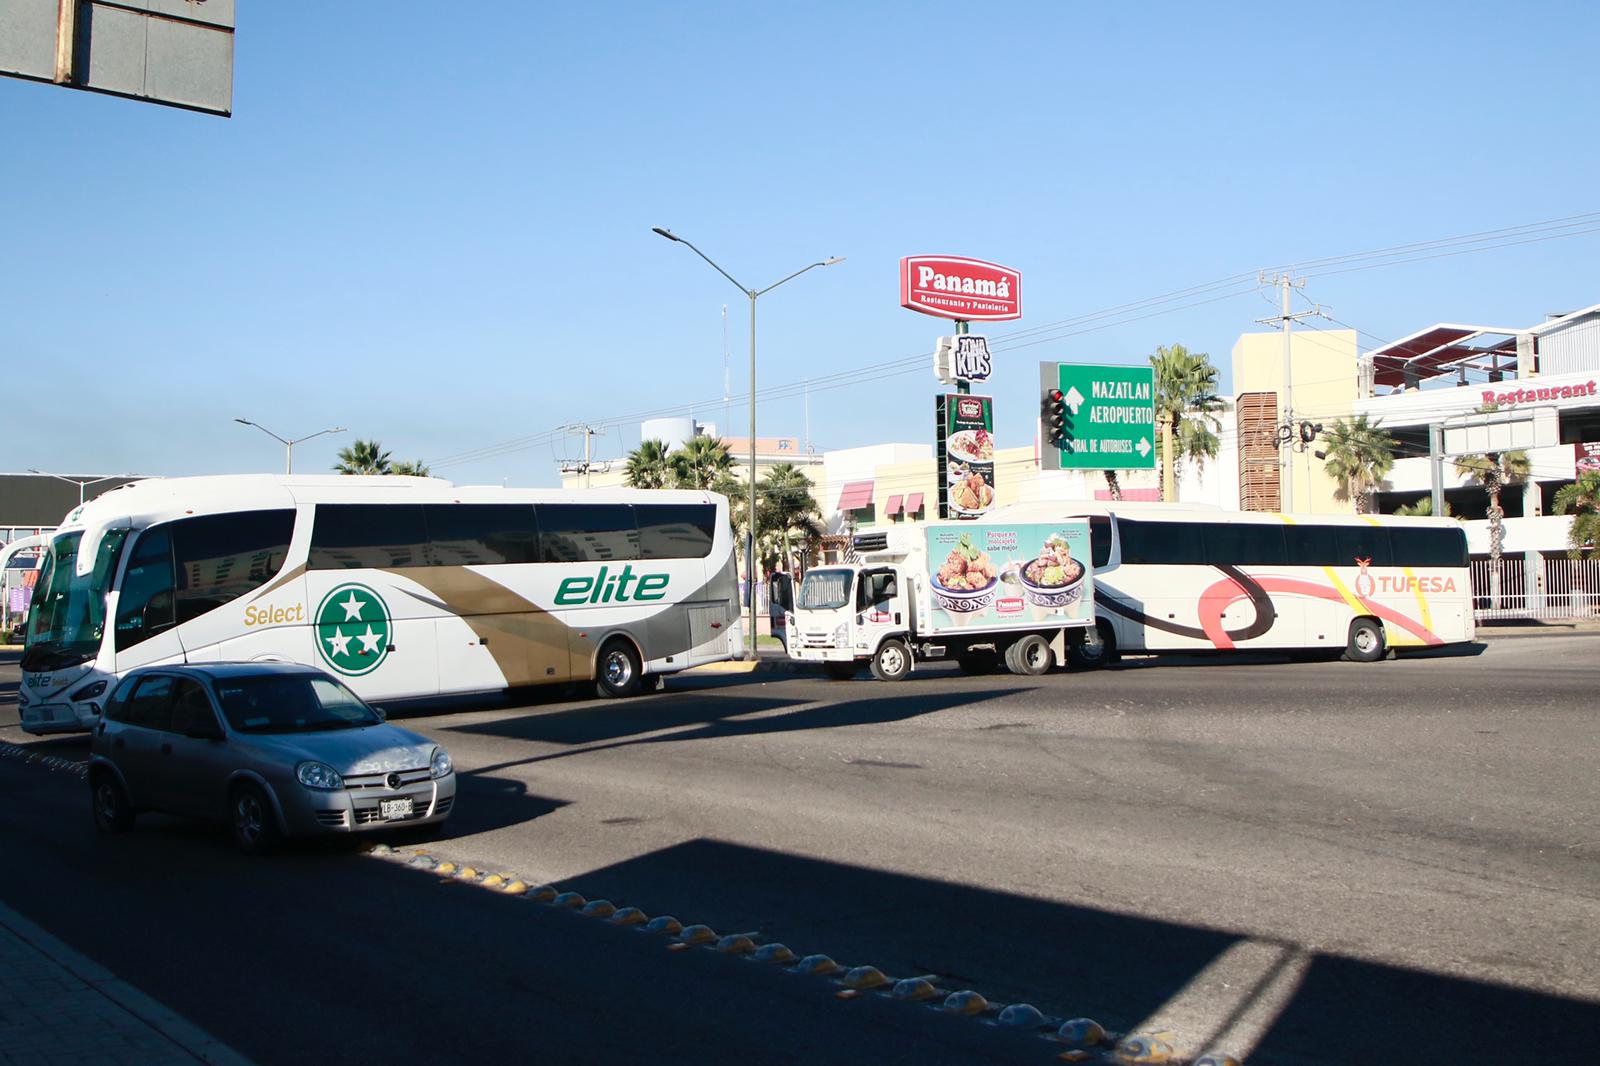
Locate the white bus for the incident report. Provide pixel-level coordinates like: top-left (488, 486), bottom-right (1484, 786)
top-left (18, 476), bottom-right (741, 735)
top-left (977, 503), bottom-right (1474, 667)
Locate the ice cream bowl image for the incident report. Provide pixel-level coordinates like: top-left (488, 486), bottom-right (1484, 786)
top-left (931, 578), bottom-right (999, 625)
top-left (1019, 557), bottom-right (1087, 610)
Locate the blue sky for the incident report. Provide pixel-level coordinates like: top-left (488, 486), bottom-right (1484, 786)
top-left (5, 1), bottom-right (1598, 485)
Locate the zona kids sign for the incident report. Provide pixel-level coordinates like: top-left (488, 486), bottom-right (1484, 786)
top-left (901, 255), bottom-right (1022, 321)
top-left (315, 583), bottom-right (392, 676)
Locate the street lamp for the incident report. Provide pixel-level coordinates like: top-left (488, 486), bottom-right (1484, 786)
top-left (652, 226), bottom-right (843, 660)
top-left (27, 470), bottom-right (129, 505)
top-left (234, 419), bottom-right (346, 474)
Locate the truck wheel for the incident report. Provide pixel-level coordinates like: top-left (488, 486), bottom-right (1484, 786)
top-left (1344, 617), bottom-right (1386, 663)
top-left (956, 652), bottom-right (999, 674)
top-left (870, 639), bottom-right (912, 682)
top-left (1067, 621), bottom-right (1117, 669)
top-left (824, 662), bottom-right (857, 681)
top-left (1006, 634), bottom-right (1053, 676)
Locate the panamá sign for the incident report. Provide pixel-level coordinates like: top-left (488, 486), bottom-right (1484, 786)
top-left (901, 255), bottom-right (1022, 321)
top-left (1039, 362), bottom-right (1156, 471)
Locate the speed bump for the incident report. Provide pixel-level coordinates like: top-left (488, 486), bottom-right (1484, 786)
top-left (996, 1003), bottom-right (1046, 1029)
top-left (941, 990), bottom-right (989, 1016)
top-left (552, 891), bottom-right (587, 909)
top-left (1194, 1053), bottom-right (1242, 1066)
top-left (792, 954), bottom-right (842, 976)
top-left (676, 924), bottom-right (718, 946)
top-left (1056, 1018), bottom-right (1107, 1047)
top-left (1113, 1035), bottom-right (1175, 1064)
top-left (435, 862), bottom-right (457, 875)
top-left (715, 934), bottom-right (755, 955)
top-left (527, 884), bottom-right (558, 903)
top-left (890, 978), bottom-right (939, 1002)
top-left (752, 944), bottom-right (795, 964)
top-left (840, 966), bottom-right (890, 991)
top-left (481, 874), bottom-right (506, 888)
top-left (609, 907), bottom-right (648, 926)
top-left (502, 880), bottom-right (529, 895)
top-left (455, 867), bottom-right (480, 881)
top-left (645, 916), bottom-right (683, 936)
top-left (581, 900), bottom-right (618, 919)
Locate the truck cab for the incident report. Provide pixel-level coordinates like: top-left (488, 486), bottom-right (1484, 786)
top-left (787, 563), bottom-right (915, 680)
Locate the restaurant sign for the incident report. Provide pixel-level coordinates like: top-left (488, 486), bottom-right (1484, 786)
top-left (901, 256), bottom-right (1022, 321)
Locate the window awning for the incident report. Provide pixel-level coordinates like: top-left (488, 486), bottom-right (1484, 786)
top-left (836, 480), bottom-right (875, 511)
top-left (883, 494), bottom-right (904, 517)
top-left (904, 492), bottom-right (924, 515)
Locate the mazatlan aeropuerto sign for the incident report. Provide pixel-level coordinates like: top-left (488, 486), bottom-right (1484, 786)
top-left (1040, 362), bottom-right (1156, 471)
top-left (901, 256), bottom-right (1022, 321)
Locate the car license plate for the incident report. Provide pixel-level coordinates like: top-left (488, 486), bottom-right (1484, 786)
top-left (379, 798), bottom-right (414, 821)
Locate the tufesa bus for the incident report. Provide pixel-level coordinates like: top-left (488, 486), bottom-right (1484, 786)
top-left (976, 503), bottom-right (1474, 667)
top-left (18, 475), bottom-right (741, 735)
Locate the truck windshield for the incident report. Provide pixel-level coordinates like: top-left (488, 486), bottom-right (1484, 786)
top-left (22, 529), bottom-right (129, 673)
top-left (798, 568), bottom-right (853, 610)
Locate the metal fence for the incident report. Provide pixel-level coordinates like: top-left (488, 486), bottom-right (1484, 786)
top-left (1470, 555), bottom-right (1600, 622)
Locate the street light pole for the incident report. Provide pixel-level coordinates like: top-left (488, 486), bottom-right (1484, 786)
top-left (652, 227), bottom-right (843, 660)
top-left (27, 470), bottom-right (127, 505)
top-left (234, 419), bottom-right (346, 474)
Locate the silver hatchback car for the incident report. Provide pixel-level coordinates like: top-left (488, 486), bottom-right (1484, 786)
top-left (88, 662), bottom-right (456, 853)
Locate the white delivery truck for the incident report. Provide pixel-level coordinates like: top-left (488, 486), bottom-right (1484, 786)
top-left (780, 518), bottom-right (1097, 681)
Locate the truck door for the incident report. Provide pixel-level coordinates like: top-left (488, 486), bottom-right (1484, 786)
top-left (768, 573), bottom-right (794, 651)
top-left (856, 568), bottom-right (907, 649)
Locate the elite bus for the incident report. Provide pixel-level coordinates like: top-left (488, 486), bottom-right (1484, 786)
top-left (18, 475), bottom-right (740, 735)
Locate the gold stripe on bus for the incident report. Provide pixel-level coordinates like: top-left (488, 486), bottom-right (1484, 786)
top-left (247, 562), bottom-right (307, 603)
top-left (388, 566), bottom-right (578, 685)
top-left (1362, 515), bottom-right (1433, 636)
top-left (1279, 514), bottom-right (1421, 644)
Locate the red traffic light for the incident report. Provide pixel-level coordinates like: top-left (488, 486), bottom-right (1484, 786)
top-left (1048, 389), bottom-right (1063, 402)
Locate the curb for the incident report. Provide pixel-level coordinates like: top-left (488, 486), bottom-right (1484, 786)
top-left (0, 900), bottom-right (254, 1066)
top-left (680, 655), bottom-right (824, 678)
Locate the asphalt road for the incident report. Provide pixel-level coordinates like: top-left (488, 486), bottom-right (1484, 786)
top-left (2, 637), bottom-right (1598, 1065)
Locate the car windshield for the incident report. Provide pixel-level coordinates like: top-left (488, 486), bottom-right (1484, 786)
top-left (214, 676), bottom-right (382, 734)
top-left (22, 529), bottom-right (128, 673)
top-left (798, 568), bottom-right (854, 610)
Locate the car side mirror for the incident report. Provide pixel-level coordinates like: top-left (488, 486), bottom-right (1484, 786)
top-left (374, 708), bottom-right (387, 722)
top-left (186, 718), bottom-right (224, 741)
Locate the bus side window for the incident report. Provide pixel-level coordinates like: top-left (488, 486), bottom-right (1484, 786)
top-left (171, 511), bottom-right (297, 623)
top-left (115, 527), bottom-right (175, 651)
top-left (1088, 516), bottom-right (1112, 568)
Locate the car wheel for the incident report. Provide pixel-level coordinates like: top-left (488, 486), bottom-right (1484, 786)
top-left (90, 774), bottom-right (133, 834)
top-left (1067, 622), bottom-right (1118, 669)
top-left (956, 652), bottom-right (999, 674)
top-left (595, 639), bottom-right (644, 698)
top-left (823, 662), bottom-right (858, 681)
top-left (1345, 617), bottom-right (1386, 663)
top-left (870, 639), bottom-right (912, 682)
top-left (231, 784), bottom-right (281, 856)
top-left (1006, 634), bottom-right (1053, 676)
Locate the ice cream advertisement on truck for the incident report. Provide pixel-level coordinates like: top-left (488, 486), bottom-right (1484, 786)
top-left (924, 521), bottom-right (1094, 631)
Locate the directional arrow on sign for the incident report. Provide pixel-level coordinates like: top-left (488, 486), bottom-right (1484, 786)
top-left (1136, 436), bottom-right (1152, 458)
top-left (1063, 385), bottom-right (1086, 415)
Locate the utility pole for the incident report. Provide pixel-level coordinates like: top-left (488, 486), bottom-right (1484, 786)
top-left (560, 424), bottom-right (608, 489)
top-left (1256, 273), bottom-right (1321, 513)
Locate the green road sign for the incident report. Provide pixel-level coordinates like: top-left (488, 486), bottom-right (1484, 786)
top-left (1039, 362), bottom-right (1156, 471)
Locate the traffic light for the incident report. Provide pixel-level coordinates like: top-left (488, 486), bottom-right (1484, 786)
top-left (1042, 388), bottom-right (1067, 445)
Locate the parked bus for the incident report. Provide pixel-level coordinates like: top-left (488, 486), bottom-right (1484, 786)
top-left (978, 503), bottom-right (1474, 667)
top-left (18, 476), bottom-right (741, 735)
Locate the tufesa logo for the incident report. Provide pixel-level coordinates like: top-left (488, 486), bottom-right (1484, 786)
top-left (554, 564), bottom-right (669, 606)
top-left (901, 255), bottom-right (1022, 321)
top-left (1374, 575), bottom-right (1458, 594)
top-left (1481, 380), bottom-right (1596, 408)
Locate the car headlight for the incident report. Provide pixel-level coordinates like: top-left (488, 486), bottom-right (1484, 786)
top-left (296, 761), bottom-right (344, 791)
top-left (430, 747), bottom-right (453, 779)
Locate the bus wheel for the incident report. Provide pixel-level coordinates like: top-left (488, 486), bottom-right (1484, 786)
top-left (596, 639), bottom-right (644, 698)
top-left (824, 662), bottom-right (858, 681)
top-left (1345, 618), bottom-right (1386, 663)
top-left (1006, 634), bottom-right (1053, 676)
top-left (1067, 622), bottom-right (1117, 669)
top-left (870, 639), bottom-right (912, 682)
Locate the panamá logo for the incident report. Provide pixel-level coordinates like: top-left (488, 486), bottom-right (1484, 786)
top-left (314, 583), bottom-right (391, 676)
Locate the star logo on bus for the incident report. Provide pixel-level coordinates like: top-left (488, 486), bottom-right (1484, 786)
top-left (314, 583), bottom-right (391, 676)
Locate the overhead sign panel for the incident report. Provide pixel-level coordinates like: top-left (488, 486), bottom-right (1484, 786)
top-left (0, 0), bottom-right (234, 116)
top-left (901, 255), bottom-right (1021, 321)
top-left (1039, 362), bottom-right (1156, 471)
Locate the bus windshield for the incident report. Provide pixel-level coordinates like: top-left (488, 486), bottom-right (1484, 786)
top-left (798, 569), bottom-right (854, 610)
top-left (22, 530), bottom-right (128, 673)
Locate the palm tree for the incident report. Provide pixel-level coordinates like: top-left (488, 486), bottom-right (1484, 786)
top-left (391, 459), bottom-right (431, 477)
top-left (1150, 343), bottom-right (1223, 502)
top-left (1102, 471), bottom-right (1123, 501)
top-left (1393, 496), bottom-right (1453, 518)
top-left (333, 439), bottom-right (392, 475)
top-left (668, 436), bottom-right (735, 490)
top-left (1454, 449), bottom-right (1531, 610)
top-left (1321, 415), bottom-right (1397, 514)
top-left (623, 439), bottom-right (672, 489)
top-left (757, 463), bottom-right (821, 575)
top-left (1553, 470), bottom-right (1600, 558)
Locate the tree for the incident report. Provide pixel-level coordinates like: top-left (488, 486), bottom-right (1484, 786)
top-left (333, 439), bottom-right (392, 475)
top-left (1321, 415), bottom-right (1397, 514)
top-left (391, 459), bottom-right (431, 477)
top-left (1150, 343), bottom-right (1223, 501)
top-left (668, 436), bottom-right (735, 490)
top-left (757, 463), bottom-right (821, 575)
top-left (1393, 496), bottom-right (1453, 518)
top-left (1102, 471), bottom-right (1123, 501)
top-left (1552, 470), bottom-right (1600, 558)
top-left (1454, 449), bottom-right (1531, 609)
top-left (623, 438), bottom-right (672, 490)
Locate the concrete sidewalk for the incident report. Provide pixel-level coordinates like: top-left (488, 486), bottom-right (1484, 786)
top-left (0, 901), bottom-right (249, 1065)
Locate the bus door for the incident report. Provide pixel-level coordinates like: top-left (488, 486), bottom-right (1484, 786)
top-left (112, 526), bottom-right (188, 672)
